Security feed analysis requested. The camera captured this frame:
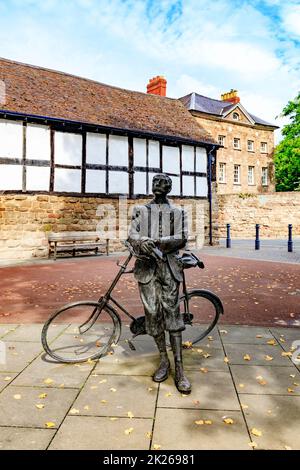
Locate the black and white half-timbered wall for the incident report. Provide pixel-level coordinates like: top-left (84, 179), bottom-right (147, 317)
top-left (0, 117), bottom-right (210, 198)
top-left (0, 58), bottom-right (218, 260)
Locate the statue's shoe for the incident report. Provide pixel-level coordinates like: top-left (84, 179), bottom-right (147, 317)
top-left (175, 363), bottom-right (192, 394)
top-left (153, 359), bottom-right (170, 382)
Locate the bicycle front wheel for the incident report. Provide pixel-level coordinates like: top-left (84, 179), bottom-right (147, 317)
top-left (41, 301), bottom-right (121, 363)
top-left (180, 289), bottom-right (223, 346)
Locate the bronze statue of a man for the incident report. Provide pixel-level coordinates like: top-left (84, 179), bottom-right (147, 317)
top-left (128, 173), bottom-right (191, 393)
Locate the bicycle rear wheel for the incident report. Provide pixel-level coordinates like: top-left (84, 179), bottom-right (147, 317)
top-left (180, 289), bottom-right (223, 346)
top-left (41, 301), bottom-right (121, 363)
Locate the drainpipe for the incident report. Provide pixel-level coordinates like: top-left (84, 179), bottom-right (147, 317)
top-left (207, 146), bottom-right (216, 246)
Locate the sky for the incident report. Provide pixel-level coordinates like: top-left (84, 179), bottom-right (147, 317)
top-left (0, 0), bottom-right (300, 142)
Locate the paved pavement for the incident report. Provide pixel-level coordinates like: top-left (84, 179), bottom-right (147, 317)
top-left (0, 323), bottom-right (300, 450)
top-left (0, 253), bottom-right (299, 327)
top-left (202, 238), bottom-right (300, 264)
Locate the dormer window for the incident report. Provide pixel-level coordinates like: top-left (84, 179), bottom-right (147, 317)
top-left (233, 112), bottom-right (239, 121)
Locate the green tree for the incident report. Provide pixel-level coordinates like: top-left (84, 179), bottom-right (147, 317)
top-left (274, 93), bottom-right (300, 191)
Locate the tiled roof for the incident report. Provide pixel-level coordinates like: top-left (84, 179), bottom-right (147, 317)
top-left (180, 92), bottom-right (278, 128)
top-left (0, 58), bottom-right (216, 144)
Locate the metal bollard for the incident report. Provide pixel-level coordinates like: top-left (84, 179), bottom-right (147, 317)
top-left (255, 224), bottom-right (260, 250)
top-left (226, 223), bottom-right (231, 248)
top-left (288, 224), bottom-right (293, 252)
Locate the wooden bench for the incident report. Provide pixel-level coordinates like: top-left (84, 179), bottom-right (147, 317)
top-left (48, 232), bottom-right (109, 260)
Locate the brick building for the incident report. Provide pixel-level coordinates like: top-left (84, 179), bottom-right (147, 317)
top-left (0, 59), bottom-right (219, 260)
top-left (180, 90), bottom-right (279, 194)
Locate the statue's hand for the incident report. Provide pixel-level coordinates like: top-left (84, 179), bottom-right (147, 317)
top-left (140, 239), bottom-right (157, 257)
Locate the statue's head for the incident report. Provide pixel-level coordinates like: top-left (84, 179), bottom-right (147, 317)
top-left (152, 173), bottom-right (172, 196)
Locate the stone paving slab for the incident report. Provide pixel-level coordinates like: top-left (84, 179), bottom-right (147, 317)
top-left (94, 341), bottom-right (159, 376)
top-left (0, 372), bottom-right (18, 392)
top-left (12, 356), bottom-right (94, 389)
top-left (230, 365), bottom-right (300, 395)
top-left (181, 346), bottom-right (228, 371)
top-left (0, 341), bottom-right (43, 373)
top-left (0, 385), bottom-right (78, 428)
top-left (152, 408), bottom-right (250, 450)
top-left (48, 416), bottom-right (153, 450)
top-left (0, 427), bottom-right (56, 450)
top-left (71, 374), bottom-right (158, 418)
top-left (157, 371), bottom-right (240, 411)
top-left (0, 324), bottom-right (19, 338)
top-left (242, 394), bottom-right (300, 450)
top-left (220, 326), bottom-right (274, 344)
top-left (3, 323), bottom-right (68, 343)
top-left (270, 328), bottom-right (300, 342)
top-left (223, 343), bottom-right (292, 366)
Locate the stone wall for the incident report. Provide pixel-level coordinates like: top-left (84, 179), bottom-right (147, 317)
top-left (218, 192), bottom-right (300, 238)
top-left (0, 191), bottom-right (218, 260)
top-left (194, 114), bottom-right (276, 195)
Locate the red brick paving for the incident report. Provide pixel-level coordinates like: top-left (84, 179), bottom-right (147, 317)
top-left (0, 254), bottom-right (299, 327)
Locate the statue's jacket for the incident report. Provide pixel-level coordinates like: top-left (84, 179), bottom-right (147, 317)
top-left (128, 201), bottom-right (188, 284)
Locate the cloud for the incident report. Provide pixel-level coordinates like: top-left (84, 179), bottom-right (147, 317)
top-left (282, 4), bottom-right (300, 37)
top-left (0, 0), bottom-right (299, 141)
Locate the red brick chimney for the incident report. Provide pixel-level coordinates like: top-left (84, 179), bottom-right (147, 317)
top-left (146, 76), bottom-right (167, 97)
top-left (221, 89), bottom-right (240, 104)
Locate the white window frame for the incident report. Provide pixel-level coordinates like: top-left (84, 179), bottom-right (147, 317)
top-left (233, 138), bottom-right (241, 150)
top-left (219, 162), bottom-right (226, 183)
top-left (218, 135), bottom-right (226, 146)
top-left (262, 167), bottom-right (268, 186)
top-left (248, 166), bottom-right (255, 185)
top-left (260, 142), bottom-right (268, 153)
top-left (234, 164), bottom-right (241, 184)
top-left (247, 140), bottom-right (254, 152)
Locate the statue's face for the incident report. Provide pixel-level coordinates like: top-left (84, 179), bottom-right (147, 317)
top-left (152, 175), bottom-right (172, 196)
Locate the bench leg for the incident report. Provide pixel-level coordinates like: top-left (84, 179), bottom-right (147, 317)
top-left (106, 239), bottom-right (109, 256)
top-left (54, 243), bottom-right (57, 261)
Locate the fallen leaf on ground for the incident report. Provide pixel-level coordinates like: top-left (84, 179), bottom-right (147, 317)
top-left (99, 379), bottom-right (107, 384)
top-left (4, 377), bottom-right (11, 381)
top-left (44, 378), bottom-right (54, 385)
top-left (100, 400), bottom-right (107, 404)
top-left (290, 374), bottom-right (296, 378)
top-left (45, 422), bottom-right (55, 428)
top-left (110, 388), bottom-right (117, 393)
top-left (284, 446), bottom-right (292, 450)
top-left (239, 383), bottom-right (245, 388)
top-left (127, 411), bottom-right (134, 419)
top-left (200, 368), bottom-right (208, 373)
top-left (195, 420), bottom-right (204, 425)
top-left (13, 394), bottom-right (21, 400)
top-left (124, 427), bottom-right (134, 435)
top-left (110, 417), bottom-right (118, 421)
top-left (84, 405), bottom-right (89, 410)
top-left (220, 330), bottom-right (228, 334)
top-left (146, 432), bottom-right (152, 439)
top-left (223, 418), bottom-right (234, 425)
top-left (267, 339), bottom-right (277, 346)
top-left (69, 408), bottom-right (80, 414)
top-left (153, 444), bottom-right (162, 450)
top-left (264, 355), bottom-right (273, 361)
top-left (287, 388), bottom-right (294, 393)
top-left (165, 392), bottom-right (172, 397)
top-left (183, 341), bottom-right (193, 349)
top-left (251, 428), bottom-right (262, 437)
top-left (203, 353), bottom-right (211, 359)
top-left (241, 404), bottom-right (249, 409)
top-left (282, 352), bottom-right (292, 357)
top-left (204, 420), bottom-right (212, 425)
top-left (248, 441), bottom-right (258, 448)
top-left (38, 393), bottom-right (47, 399)
top-left (148, 387), bottom-right (154, 392)
top-left (244, 354), bottom-right (251, 361)
top-left (256, 335), bottom-right (263, 338)
top-left (224, 357), bottom-right (229, 363)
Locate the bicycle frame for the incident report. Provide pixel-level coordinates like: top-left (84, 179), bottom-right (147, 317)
top-left (78, 251), bottom-right (191, 334)
top-left (78, 253), bottom-right (136, 334)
